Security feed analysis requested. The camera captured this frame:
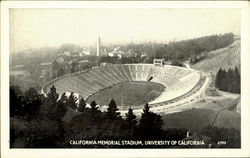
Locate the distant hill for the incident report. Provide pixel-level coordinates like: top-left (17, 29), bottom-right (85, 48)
top-left (192, 38), bottom-right (240, 75)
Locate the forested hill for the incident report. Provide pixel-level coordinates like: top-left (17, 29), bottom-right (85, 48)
top-left (191, 37), bottom-right (240, 75)
top-left (153, 33), bottom-right (235, 60)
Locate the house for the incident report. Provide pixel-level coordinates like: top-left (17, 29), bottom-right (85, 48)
top-left (108, 47), bottom-right (137, 59)
top-left (63, 51), bottom-right (71, 56)
top-left (10, 70), bottom-right (29, 76)
top-left (81, 50), bottom-right (90, 56)
top-left (14, 65), bottom-right (25, 70)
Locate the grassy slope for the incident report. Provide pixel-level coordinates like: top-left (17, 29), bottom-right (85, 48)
top-left (192, 39), bottom-right (240, 75)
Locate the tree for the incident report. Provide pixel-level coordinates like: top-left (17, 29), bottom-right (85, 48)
top-left (22, 119), bottom-right (62, 147)
top-left (59, 93), bottom-right (68, 104)
top-left (139, 103), bottom-right (152, 129)
top-left (190, 58), bottom-right (194, 64)
top-left (107, 99), bottom-right (121, 119)
top-left (41, 85), bottom-right (59, 120)
top-left (220, 69), bottom-right (228, 91)
top-left (57, 68), bottom-right (65, 77)
top-left (71, 62), bottom-right (78, 73)
top-left (10, 85), bottom-right (23, 117)
top-left (227, 68), bottom-right (234, 91)
top-left (90, 101), bottom-right (99, 122)
top-left (215, 67), bottom-right (240, 94)
top-left (23, 87), bottom-right (42, 119)
top-left (143, 103), bottom-right (150, 113)
top-left (24, 87), bottom-right (37, 98)
top-left (90, 101), bottom-right (98, 112)
top-left (215, 68), bottom-right (223, 89)
top-left (56, 93), bottom-right (68, 120)
top-left (10, 86), bottom-right (42, 119)
top-left (215, 68), bottom-right (227, 91)
top-left (25, 63), bottom-right (42, 84)
top-left (47, 86), bottom-right (59, 104)
top-left (138, 103), bottom-right (164, 139)
top-left (171, 60), bottom-right (183, 67)
top-left (66, 92), bottom-right (78, 110)
top-left (232, 67), bottom-right (241, 93)
top-left (125, 107), bottom-right (137, 137)
top-left (78, 98), bottom-right (86, 112)
top-left (51, 60), bottom-right (60, 79)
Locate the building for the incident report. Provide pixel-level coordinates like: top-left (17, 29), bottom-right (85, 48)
top-left (40, 62), bottom-right (52, 67)
top-left (108, 47), bottom-right (137, 59)
top-left (10, 70), bottom-right (29, 76)
top-left (153, 59), bottom-right (165, 66)
top-left (81, 50), bottom-right (90, 56)
top-left (108, 50), bottom-right (124, 57)
top-left (14, 64), bottom-right (25, 70)
top-left (63, 51), bottom-right (71, 56)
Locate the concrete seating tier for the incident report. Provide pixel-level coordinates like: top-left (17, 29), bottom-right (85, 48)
top-left (42, 64), bottom-right (202, 107)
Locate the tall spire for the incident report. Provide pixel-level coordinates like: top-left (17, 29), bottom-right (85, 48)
top-left (97, 36), bottom-right (100, 57)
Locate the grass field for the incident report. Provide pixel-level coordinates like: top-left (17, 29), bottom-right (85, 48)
top-left (87, 81), bottom-right (165, 107)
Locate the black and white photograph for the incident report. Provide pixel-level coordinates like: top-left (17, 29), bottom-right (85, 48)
top-left (1, 1), bottom-right (250, 158)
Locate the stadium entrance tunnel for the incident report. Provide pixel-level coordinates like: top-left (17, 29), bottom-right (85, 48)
top-left (86, 81), bottom-right (165, 107)
top-left (147, 76), bottom-right (153, 81)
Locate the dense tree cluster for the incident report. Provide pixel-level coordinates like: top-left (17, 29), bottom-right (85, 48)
top-left (215, 67), bottom-right (240, 93)
top-left (10, 86), bottom-right (43, 119)
top-left (10, 86), bottom-right (185, 147)
top-left (155, 33), bottom-right (234, 60)
top-left (98, 33), bottom-right (234, 65)
top-left (10, 85), bottom-right (240, 148)
top-left (170, 60), bottom-right (184, 67)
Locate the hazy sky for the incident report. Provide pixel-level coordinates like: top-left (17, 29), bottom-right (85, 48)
top-left (10, 8), bottom-right (240, 53)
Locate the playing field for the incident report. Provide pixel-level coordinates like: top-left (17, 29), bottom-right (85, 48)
top-left (86, 81), bottom-right (165, 107)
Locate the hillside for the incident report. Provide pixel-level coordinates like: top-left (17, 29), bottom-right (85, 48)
top-left (192, 38), bottom-right (240, 75)
top-left (161, 89), bottom-right (240, 132)
top-left (191, 37), bottom-right (241, 115)
top-left (162, 107), bottom-right (240, 132)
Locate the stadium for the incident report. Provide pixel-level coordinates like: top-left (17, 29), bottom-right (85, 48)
top-left (37, 35), bottom-right (241, 148)
top-left (42, 63), bottom-right (210, 116)
top-left (8, 8), bottom-right (242, 149)
top-left (11, 35), bottom-right (241, 148)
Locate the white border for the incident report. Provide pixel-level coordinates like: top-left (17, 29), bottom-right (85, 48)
top-left (1, 1), bottom-right (250, 158)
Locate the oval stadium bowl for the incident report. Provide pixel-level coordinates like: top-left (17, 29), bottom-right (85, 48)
top-left (42, 64), bottom-right (209, 116)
